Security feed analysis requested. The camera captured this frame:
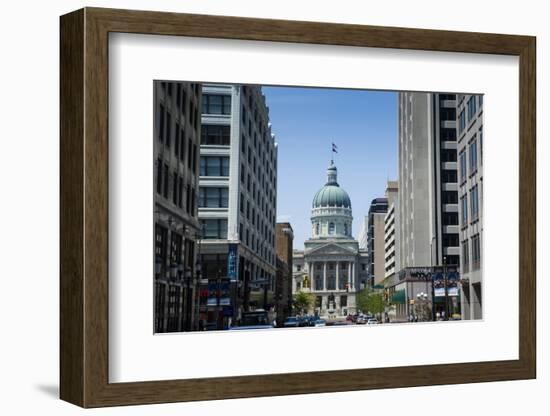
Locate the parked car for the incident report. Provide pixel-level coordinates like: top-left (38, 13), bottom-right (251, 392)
top-left (356, 316), bottom-right (367, 324)
top-left (313, 319), bottom-right (326, 327)
top-left (283, 317), bottom-right (300, 328)
top-left (229, 311), bottom-right (274, 330)
top-left (367, 318), bottom-right (379, 325)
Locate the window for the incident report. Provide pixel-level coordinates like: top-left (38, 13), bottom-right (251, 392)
top-left (441, 149), bottom-right (457, 162)
top-left (470, 185), bottom-right (479, 221)
top-left (440, 107), bottom-right (456, 121)
top-left (469, 139), bottom-right (478, 173)
top-left (458, 110), bottom-right (466, 134)
top-left (172, 173), bottom-right (178, 205)
top-left (441, 170), bottom-right (457, 183)
top-left (202, 94), bottom-right (231, 115)
top-left (158, 104), bottom-right (165, 143)
top-left (199, 187), bottom-right (228, 208)
top-left (471, 234), bottom-right (481, 269)
top-left (344, 223), bottom-right (348, 235)
top-left (461, 194), bottom-right (468, 225)
top-left (443, 233), bottom-right (459, 247)
top-left (296, 265), bottom-right (301, 271)
top-left (163, 163), bottom-right (169, 198)
top-left (177, 177), bottom-right (183, 208)
top-left (200, 219), bottom-right (228, 239)
top-left (442, 191), bottom-right (458, 204)
top-left (479, 126), bottom-right (483, 166)
top-left (442, 212), bottom-right (458, 226)
top-left (156, 158), bottom-right (163, 194)
top-left (327, 276), bottom-right (336, 291)
top-left (155, 224), bottom-right (168, 274)
top-left (459, 151), bottom-right (467, 183)
top-left (328, 222), bottom-right (335, 235)
top-left (165, 112), bottom-right (171, 148)
top-left (199, 156), bottom-right (230, 176)
top-left (201, 124), bottom-right (230, 146)
top-left (315, 222), bottom-right (320, 235)
top-left (314, 275), bottom-right (323, 291)
top-left (441, 128), bottom-right (457, 141)
top-left (340, 296), bottom-right (348, 307)
top-left (240, 193), bottom-right (244, 213)
top-left (467, 96), bottom-right (477, 120)
top-left (178, 129), bottom-right (185, 161)
top-left (462, 239), bottom-right (470, 271)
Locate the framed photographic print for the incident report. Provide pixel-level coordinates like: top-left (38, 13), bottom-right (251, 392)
top-left (60, 7), bottom-right (536, 408)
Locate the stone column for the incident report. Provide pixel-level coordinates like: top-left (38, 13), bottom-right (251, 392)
top-left (348, 261), bottom-right (352, 290)
top-left (309, 262), bottom-right (313, 290)
top-left (336, 261), bottom-right (340, 291)
top-left (323, 262), bottom-right (327, 291)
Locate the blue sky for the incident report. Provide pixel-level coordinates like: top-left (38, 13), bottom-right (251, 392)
top-left (263, 86), bottom-right (398, 249)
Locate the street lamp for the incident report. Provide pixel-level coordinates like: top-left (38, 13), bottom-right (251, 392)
top-left (416, 291), bottom-right (429, 321)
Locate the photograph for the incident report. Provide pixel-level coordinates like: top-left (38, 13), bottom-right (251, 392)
top-left (153, 81), bottom-right (484, 333)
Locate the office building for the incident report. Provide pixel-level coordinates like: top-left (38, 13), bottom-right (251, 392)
top-left (457, 94), bottom-right (484, 319)
top-left (275, 222), bottom-right (294, 325)
top-left (198, 84), bottom-right (278, 329)
top-left (386, 92), bottom-right (461, 319)
top-left (384, 180), bottom-right (399, 280)
top-left (154, 81), bottom-right (202, 333)
top-left (366, 197), bottom-right (389, 287)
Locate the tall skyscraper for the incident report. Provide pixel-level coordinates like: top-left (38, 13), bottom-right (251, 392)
top-left (384, 180), bottom-right (399, 281)
top-left (396, 92), bottom-right (461, 319)
top-left (457, 94), bottom-right (484, 319)
top-left (366, 197), bottom-right (389, 287)
top-left (198, 84), bottom-right (278, 329)
top-left (397, 92), bottom-right (460, 270)
top-left (154, 81), bottom-right (202, 333)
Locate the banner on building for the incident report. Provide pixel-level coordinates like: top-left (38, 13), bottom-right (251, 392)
top-left (227, 244), bottom-right (239, 282)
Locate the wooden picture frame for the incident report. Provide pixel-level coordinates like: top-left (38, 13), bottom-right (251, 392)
top-left (60, 7), bottom-right (536, 408)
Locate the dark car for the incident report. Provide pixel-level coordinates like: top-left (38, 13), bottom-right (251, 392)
top-left (283, 317), bottom-right (300, 327)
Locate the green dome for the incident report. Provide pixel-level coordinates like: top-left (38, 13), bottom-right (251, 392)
top-left (312, 185), bottom-right (352, 208)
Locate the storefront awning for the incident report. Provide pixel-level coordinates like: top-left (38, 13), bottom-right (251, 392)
top-left (390, 289), bottom-right (406, 304)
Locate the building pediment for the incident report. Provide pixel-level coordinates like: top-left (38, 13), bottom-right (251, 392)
top-left (305, 242), bottom-right (357, 258)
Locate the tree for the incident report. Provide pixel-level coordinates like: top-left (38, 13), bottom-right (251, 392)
top-left (293, 291), bottom-right (315, 315)
top-left (356, 287), bottom-right (385, 318)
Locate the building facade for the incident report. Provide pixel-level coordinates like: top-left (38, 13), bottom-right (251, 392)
top-left (457, 94), bottom-right (484, 319)
top-left (390, 92), bottom-right (461, 319)
top-left (292, 161), bottom-right (369, 320)
top-left (384, 181), bottom-right (399, 281)
top-left (366, 197), bottom-right (389, 287)
top-left (154, 81), bottom-right (202, 333)
top-left (275, 222), bottom-right (294, 325)
top-left (198, 84), bottom-right (278, 329)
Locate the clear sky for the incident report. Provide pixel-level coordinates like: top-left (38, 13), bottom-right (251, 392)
top-left (262, 86), bottom-right (398, 250)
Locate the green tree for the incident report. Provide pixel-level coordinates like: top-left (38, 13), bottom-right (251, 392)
top-left (293, 291), bottom-right (315, 315)
top-left (356, 288), bottom-right (385, 318)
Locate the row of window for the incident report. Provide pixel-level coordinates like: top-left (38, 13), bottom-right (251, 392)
top-left (202, 94), bottom-right (231, 115)
top-left (201, 124), bottom-right (230, 146)
top-left (198, 187), bottom-right (228, 208)
top-left (460, 184), bottom-right (481, 225)
top-left (238, 222), bottom-right (275, 264)
top-left (461, 233), bottom-right (482, 271)
top-left (199, 156), bottom-right (229, 177)
top-left (313, 275), bottom-right (351, 291)
top-left (459, 136), bottom-right (481, 183)
top-left (156, 158), bottom-right (196, 216)
top-left (458, 95), bottom-right (483, 135)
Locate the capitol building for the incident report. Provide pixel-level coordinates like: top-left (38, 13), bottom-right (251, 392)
top-left (293, 161), bottom-right (369, 320)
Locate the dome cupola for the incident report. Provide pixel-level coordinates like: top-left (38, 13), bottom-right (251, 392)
top-left (310, 160), bottom-right (353, 239)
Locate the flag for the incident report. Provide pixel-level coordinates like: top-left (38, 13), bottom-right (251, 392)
top-left (332, 142), bottom-right (338, 153)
